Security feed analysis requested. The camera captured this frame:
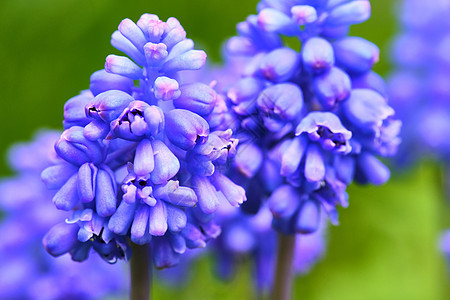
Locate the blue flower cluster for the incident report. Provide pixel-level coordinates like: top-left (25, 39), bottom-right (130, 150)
top-left (0, 131), bottom-right (126, 299)
top-left (389, 0), bottom-right (450, 164)
top-left (216, 0), bottom-right (401, 233)
top-left (388, 0), bottom-right (450, 275)
top-left (41, 14), bottom-right (245, 268)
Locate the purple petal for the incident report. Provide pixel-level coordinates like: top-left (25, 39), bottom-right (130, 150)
top-left (302, 37), bottom-right (335, 74)
top-left (43, 223), bottom-right (79, 257)
top-left (268, 185), bottom-right (301, 218)
top-left (166, 204), bottom-right (187, 232)
top-left (131, 204), bottom-right (150, 239)
top-left (281, 136), bottom-right (307, 176)
top-left (165, 109), bottom-right (209, 150)
top-left (78, 163), bottom-right (97, 203)
top-left (192, 176), bottom-right (220, 214)
top-left (134, 139), bottom-right (155, 176)
top-left (304, 144), bottom-right (325, 183)
top-left (41, 163), bottom-right (77, 189)
top-left (150, 140), bottom-right (180, 184)
top-left (95, 168), bottom-right (117, 217)
top-left (149, 200), bottom-right (168, 236)
top-left (52, 173), bottom-right (79, 211)
top-left (108, 200), bottom-right (137, 235)
top-left (295, 200), bottom-right (320, 234)
top-left (174, 83), bottom-right (217, 116)
top-left (105, 55), bottom-right (143, 79)
top-left (211, 172), bottom-right (246, 207)
top-left (89, 69), bottom-right (134, 97)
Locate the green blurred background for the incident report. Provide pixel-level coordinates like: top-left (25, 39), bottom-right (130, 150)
top-left (0, 0), bottom-right (448, 299)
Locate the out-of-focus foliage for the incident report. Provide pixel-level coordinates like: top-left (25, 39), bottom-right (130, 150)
top-left (0, 0), bottom-right (448, 299)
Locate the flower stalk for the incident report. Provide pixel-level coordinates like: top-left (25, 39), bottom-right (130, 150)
top-left (130, 243), bottom-right (151, 300)
top-left (271, 233), bottom-right (296, 300)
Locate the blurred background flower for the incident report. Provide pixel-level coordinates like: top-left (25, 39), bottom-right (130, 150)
top-left (0, 0), bottom-right (449, 299)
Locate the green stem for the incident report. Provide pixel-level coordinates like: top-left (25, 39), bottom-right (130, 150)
top-left (270, 233), bottom-right (296, 300)
top-left (130, 243), bottom-right (151, 300)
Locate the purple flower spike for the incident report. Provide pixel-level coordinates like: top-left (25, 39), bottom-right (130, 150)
top-left (302, 37), bottom-right (335, 74)
top-left (334, 37), bottom-right (379, 74)
top-left (313, 67), bottom-right (351, 109)
top-left (259, 47), bottom-right (300, 82)
top-left (165, 109), bottom-right (210, 150)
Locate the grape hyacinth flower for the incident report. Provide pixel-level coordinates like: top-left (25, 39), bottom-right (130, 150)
top-left (0, 131), bottom-right (127, 299)
top-left (389, 0), bottom-right (450, 165)
top-left (214, 0), bottom-right (400, 298)
top-left (40, 13), bottom-right (244, 299)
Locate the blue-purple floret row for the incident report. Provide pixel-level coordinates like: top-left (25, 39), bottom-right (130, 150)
top-left (217, 0), bottom-right (400, 234)
top-left (42, 14), bottom-right (245, 268)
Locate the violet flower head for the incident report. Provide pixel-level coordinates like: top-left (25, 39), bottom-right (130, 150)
top-left (216, 0), bottom-right (400, 234)
top-left (389, 0), bottom-right (450, 164)
top-left (0, 131), bottom-right (127, 299)
top-left (41, 13), bottom-right (244, 268)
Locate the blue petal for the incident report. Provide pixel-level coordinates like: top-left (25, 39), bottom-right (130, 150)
top-left (281, 136), bottom-right (307, 176)
top-left (134, 139), bottom-right (154, 176)
top-left (313, 67), bottom-right (351, 109)
top-left (302, 37), bottom-right (335, 74)
top-left (131, 204), bottom-right (150, 239)
top-left (268, 185), bottom-right (301, 219)
top-left (108, 200), bottom-right (137, 235)
top-left (150, 140), bottom-right (180, 184)
top-left (95, 168), bottom-right (117, 217)
top-left (192, 176), bottom-right (220, 214)
top-left (304, 144), bottom-right (326, 183)
top-left (259, 47), bottom-right (300, 82)
top-left (43, 223), bottom-right (79, 257)
top-left (165, 109), bottom-right (209, 150)
top-left (105, 55), bottom-right (143, 79)
top-left (326, 0), bottom-right (371, 26)
top-left (78, 163), bottom-right (97, 203)
top-left (166, 204), bottom-right (187, 232)
top-left (149, 200), bottom-right (168, 236)
top-left (52, 173), bottom-right (79, 211)
top-left (41, 163), bottom-right (77, 189)
top-left (89, 69), bottom-right (134, 97)
top-left (162, 50), bottom-right (207, 73)
top-left (295, 200), bottom-right (320, 234)
top-left (174, 83), bottom-right (217, 116)
top-left (334, 37), bottom-right (379, 74)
